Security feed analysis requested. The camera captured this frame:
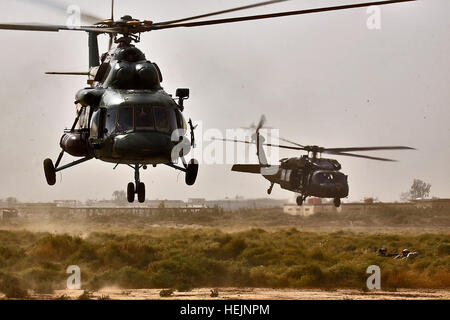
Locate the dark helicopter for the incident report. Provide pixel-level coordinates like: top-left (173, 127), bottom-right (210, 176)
top-left (0, 0), bottom-right (415, 202)
top-left (216, 116), bottom-right (414, 207)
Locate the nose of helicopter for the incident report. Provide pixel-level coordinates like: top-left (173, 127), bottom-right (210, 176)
top-left (315, 182), bottom-right (349, 198)
top-left (334, 183), bottom-right (349, 198)
top-left (113, 132), bottom-right (173, 158)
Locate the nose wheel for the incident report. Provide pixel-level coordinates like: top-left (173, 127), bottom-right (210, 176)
top-left (127, 164), bottom-right (146, 203)
top-left (334, 198), bottom-right (341, 208)
top-left (296, 195), bottom-right (305, 206)
top-left (43, 158), bottom-right (56, 186)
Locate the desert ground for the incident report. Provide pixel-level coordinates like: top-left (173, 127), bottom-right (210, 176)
top-left (6, 287), bottom-right (448, 300)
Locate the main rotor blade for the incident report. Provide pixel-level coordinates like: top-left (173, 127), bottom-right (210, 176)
top-left (323, 146), bottom-right (415, 153)
top-left (325, 151), bottom-right (397, 162)
top-left (154, 0), bottom-right (291, 26)
top-left (45, 72), bottom-right (89, 75)
top-left (265, 143), bottom-right (305, 151)
top-left (18, 0), bottom-right (104, 24)
top-left (264, 143), bottom-right (306, 150)
top-left (212, 137), bottom-right (305, 151)
top-left (150, 0), bottom-right (416, 30)
top-left (274, 136), bottom-right (305, 148)
top-left (211, 138), bottom-right (253, 145)
top-left (256, 115), bottom-right (267, 131)
top-left (0, 23), bottom-right (116, 33)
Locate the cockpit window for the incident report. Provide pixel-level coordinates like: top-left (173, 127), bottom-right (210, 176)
top-left (104, 106), bottom-right (178, 134)
top-left (314, 171), bottom-right (346, 183)
top-left (117, 107), bottom-right (134, 133)
top-left (154, 106), bottom-right (171, 133)
top-left (135, 106), bottom-right (155, 131)
top-left (90, 109), bottom-right (101, 138)
top-left (174, 109), bottom-right (187, 131)
top-left (105, 109), bottom-right (118, 135)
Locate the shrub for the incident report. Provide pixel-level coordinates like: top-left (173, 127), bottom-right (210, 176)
top-left (0, 274), bottom-right (28, 299)
top-left (78, 290), bottom-right (94, 300)
top-left (210, 289), bottom-right (219, 297)
top-left (159, 289), bottom-right (174, 297)
top-left (437, 243), bottom-right (450, 256)
top-left (29, 234), bottom-right (82, 261)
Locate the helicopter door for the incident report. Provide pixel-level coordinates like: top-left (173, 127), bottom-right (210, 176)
top-left (281, 169), bottom-right (292, 182)
top-left (279, 169), bottom-right (292, 189)
top-left (75, 105), bottom-right (91, 131)
top-left (90, 108), bottom-right (105, 140)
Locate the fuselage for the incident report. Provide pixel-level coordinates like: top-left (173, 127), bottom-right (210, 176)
top-left (262, 156), bottom-right (349, 199)
top-left (59, 43), bottom-right (189, 166)
top-left (90, 89), bottom-right (186, 164)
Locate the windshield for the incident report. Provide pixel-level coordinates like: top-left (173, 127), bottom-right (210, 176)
top-left (104, 106), bottom-right (178, 134)
top-left (117, 107), bottom-right (134, 133)
top-left (90, 109), bottom-right (101, 138)
top-left (313, 171), bottom-right (346, 184)
top-left (105, 109), bottom-right (118, 135)
top-left (135, 106), bottom-right (155, 131)
top-left (154, 107), bottom-right (171, 133)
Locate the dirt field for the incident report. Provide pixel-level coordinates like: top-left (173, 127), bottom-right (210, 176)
top-left (11, 287), bottom-right (449, 300)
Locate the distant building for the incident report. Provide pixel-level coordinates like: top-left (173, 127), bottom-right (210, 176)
top-left (188, 198), bottom-right (206, 207)
top-left (0, 208), bottom-right (18, 220)
top-left (411, 198), bottom-right (450, 209)
top-left (206, 198), bottom-right (287, 211)
top-left (16, 202), bottom-right (61, 217)
top-left (307, 197), bottom-right (322, 205)
top-left (283, 204), bottom-right (337, 216)
top-left (54, 200), bottom-right (81, 207)
top-left (283, 198), bottom-right (450, 216)
top-left (148, 200), bottom-right (186, 208)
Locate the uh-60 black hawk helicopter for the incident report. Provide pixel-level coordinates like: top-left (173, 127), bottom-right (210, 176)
top-left (217, 116), bottom-right (414, 207)
top-left (0, 0), bottom-right (415, 202)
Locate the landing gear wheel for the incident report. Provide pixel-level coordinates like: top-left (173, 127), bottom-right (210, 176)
top-left (137, 182), bottom-right (146, 203)
top-left (334, 198), bottom-right (341, 208)
top-left (43, 158), bottom-right (56, 186)
top-left (296, 196), bottom-right (303, 206)
top-left (127, 182), bottom-right (135, 203)
top-left (185, 159), bottom-right (199, 186)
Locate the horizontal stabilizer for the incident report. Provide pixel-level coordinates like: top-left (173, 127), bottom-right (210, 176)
top-left (232, 164), bottom-right (263, 174)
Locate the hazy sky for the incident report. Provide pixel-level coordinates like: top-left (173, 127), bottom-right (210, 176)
top-left (0, 0), bottom-right (448, 203)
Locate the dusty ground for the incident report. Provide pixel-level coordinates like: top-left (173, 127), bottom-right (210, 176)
top-left (11, 287), bottom-right (449, 300)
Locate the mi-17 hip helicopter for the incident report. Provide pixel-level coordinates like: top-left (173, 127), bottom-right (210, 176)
top-left (0, 0), bottom-right (415, 203)
top-left (217, 116), bottom-right (414, 207)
